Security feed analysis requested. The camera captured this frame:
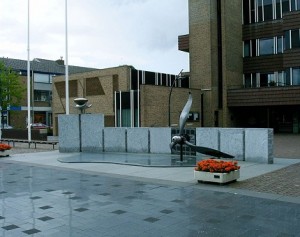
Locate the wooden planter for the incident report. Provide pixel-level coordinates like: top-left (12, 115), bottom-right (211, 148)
top-left (194, 170), bottom-right (240, 184)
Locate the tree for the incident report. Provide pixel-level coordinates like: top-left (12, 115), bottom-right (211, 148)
top-left (0, 62), bottom-right (25, 128)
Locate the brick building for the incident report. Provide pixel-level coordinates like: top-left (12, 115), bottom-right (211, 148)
top-left (178, 0), bottom-right (300, 133)
top-left (52, 66), bottom-right (201, 135)
top-left (0, 57), bottom-right (96, 129)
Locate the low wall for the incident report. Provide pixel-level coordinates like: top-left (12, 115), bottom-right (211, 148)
top-left (196, 128), bottom-right (273, 164)
top-left (58, 114), bottom-right (273, 163)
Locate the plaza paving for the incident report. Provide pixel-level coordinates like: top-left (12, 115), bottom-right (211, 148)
top-left (0, 146), bottom-right (298, 237)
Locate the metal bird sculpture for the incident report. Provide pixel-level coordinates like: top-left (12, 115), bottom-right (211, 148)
top-left (170, 92), bottom-right (234, 161)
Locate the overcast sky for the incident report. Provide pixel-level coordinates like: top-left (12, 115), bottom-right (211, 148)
top-left (0, 0), bottom-right (189, 74)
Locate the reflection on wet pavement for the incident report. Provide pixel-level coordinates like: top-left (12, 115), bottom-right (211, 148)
top-left (58, 152), bottom-right (200, 167)
top-left (0, 160), bottom-right (299, 236)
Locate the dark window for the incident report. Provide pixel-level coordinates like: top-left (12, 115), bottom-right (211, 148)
top-left (260, 73), bottom-right (269, 87)
top-left (180, 76), bottom-right (190, 88)
top-left (131, 69), bottom-right (138, 90)
top-left (161, 74), bottom-right (167, 86)
top-left (252, 73), bottom-right (257, 87)
top-left (292, 68), bottom-right (300, 85)
top-left (243, 0), bottom-right (250, 24)
top-left (285, 68), bottom-right (291, 85)
top-left (292, 0), bottom-right (296, 10)
top-left (34, 90), bottom-right (50, 102)
top-left (257, 0), bottom-right (263, 22)
top-left (276, 0), bottom-right (282, 19)
top-left (277, 36), bottom-right (283, 53)
top-left (282, 0), bottom-right (290, 13)
top-left (291, 29), bottom-right (300, 48)
top-left (244, 74), bottom-right (252, 88)
top-left (252, 39), bottom-right (257, 56)
top-left (144, 71), bottom-right (156, 85)
top-left (244, 40), bottom-right (251, 57)
top-left (264, 0), bottom-right (273, 20)
top-left (250, 0), bottom-right (255, 22)
top-left (259, 38), bottom-right (274, 55)
top-left (285, 30), bottom-right (291, 49)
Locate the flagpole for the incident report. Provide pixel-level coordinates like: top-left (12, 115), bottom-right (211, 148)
top-left (65, 0), bottom-right (69, 114)
top-left (27, 0), bottom-right (31, 141)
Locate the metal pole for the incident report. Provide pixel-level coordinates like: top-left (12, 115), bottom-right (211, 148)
top-left (27, 0), bottom-right (31, 141)
top-left (65, 0), bottom-right (69, 114)
top-left (168, 80), bottom-right (176, 127)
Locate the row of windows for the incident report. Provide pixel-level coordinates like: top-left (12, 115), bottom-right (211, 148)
top-left (244, 36), bottom-right (284, 57)
top-left (130, 69), bottom-right (190, 90)
top-left (243, 0), bottom-right (300, 24)
top-left (244, 28), bottom-right (300, 57)
top-left (244, 68), bottom-right (300, 87)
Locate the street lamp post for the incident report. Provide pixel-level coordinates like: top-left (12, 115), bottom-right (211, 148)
top-left (168, 70), bottom-right (186, 127)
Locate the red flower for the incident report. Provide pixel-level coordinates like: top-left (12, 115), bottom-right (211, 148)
top-left (195, 159), bottom-right (240, 173)
top-left (0, 144), bottom-right (12, 151)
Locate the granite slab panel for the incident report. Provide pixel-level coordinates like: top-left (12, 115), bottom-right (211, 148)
top-left (81, 114), bottom-right (104, 152)
top-left (58, 115), bottom-right (80, 152)
top-left (104, 128), bottom-right (126, 152)
top-left (219, 128), bottom-right (245, 161)
top-left (149, 128), bottom-right (171, 154)
top-left (245, 128), bottom-right (274, 164)
top-left (196, 128), bottom-right (219, 149)
top-left (127, 128), bottom-right (149, 153)
top-left (196, 128), bottom-right (219, 158)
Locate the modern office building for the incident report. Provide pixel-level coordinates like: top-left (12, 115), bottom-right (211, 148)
top-left (0, 57), bottom-right (96, 129)
top-left (178, 0), bottom-right (300, 133)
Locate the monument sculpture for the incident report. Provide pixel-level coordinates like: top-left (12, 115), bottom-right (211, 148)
top-left (170, 92), bottom-right (234, 161)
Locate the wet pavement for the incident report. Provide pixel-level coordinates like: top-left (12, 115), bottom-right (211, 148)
top-left (0, 160), bottom-right (299, 237)
top-left (0, 136), bottom-right (299, 236)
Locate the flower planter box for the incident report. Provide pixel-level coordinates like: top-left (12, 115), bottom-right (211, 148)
top-left (0, 150), bottom-right (11, 157)
top-left (194, 170), bottom-right (240, 184)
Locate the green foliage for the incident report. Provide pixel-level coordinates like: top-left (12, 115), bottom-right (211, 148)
top-left (0, 62), bottom-right (25, 109)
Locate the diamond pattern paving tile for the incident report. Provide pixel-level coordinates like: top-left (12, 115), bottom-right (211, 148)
top-left (23, 228), bottom-right (41, 235)
top-left (160, 209), bottom-right (174, 214)
top-left (144, 217), bottom-right (160, 223)
top-left (39, 205), bottom-right (53, 210)
top-left (44, 189), bottom-right (55, 192)
top-left (111, 210), bottom-right (127, 215)
top-left (30, 196), bottom-right (42, 200)
top-left (2, 224), bottom-right (19, 230)
top-left (74, 208), bottom-right (88, 212)
top-left (38, 216), bottom-right (54, 221)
